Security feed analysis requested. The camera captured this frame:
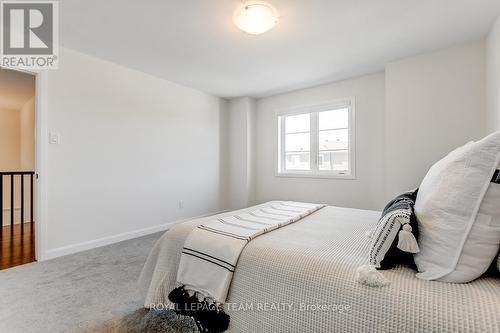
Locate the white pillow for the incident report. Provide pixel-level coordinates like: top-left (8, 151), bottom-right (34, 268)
top-left (414, 131), bottom-right (500, 283)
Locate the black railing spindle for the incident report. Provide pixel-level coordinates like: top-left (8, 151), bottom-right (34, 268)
top-left (10, 174), bottom-right (14, 232)
top-left (30, 173), bottom-right (34, 225)
top-left (0, 171), bottom-right (35, 232)
top-left (0, 174), bottom-right (3, 233)
top-left (21, 174), bottom-right (24, 232)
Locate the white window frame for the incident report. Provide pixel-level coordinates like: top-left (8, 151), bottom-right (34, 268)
top-left (276, 97), bottom-right (356, 179)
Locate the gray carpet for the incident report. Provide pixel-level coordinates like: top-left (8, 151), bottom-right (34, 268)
top-left (0, 233), bottom-right (197, 333)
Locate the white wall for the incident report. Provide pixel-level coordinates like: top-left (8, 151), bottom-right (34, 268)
top-left (254, 40), bottom-right (487, 211)
top-left (43, 47), bottom-right (228, 256)
top-left (487, 16), bottom-right (500, 133)
top-left (39, 38), bottom-right (490, 256)
top-left (385, 40), bottom-right (486, 199)
top-left (255, 73), bottom-right (386, 210)
top-left (0, 108), bottom-right (21, 223)
top-left (20, 96), bottom-right (35, 170)
top-left (19, 96), bottom-right (36, 222)
top-left (227, 97), bottom-right (256, 209)
top-left (0, 108), bottom-right (20, 170)
top-left (0, 98), bottom-right (35, 224)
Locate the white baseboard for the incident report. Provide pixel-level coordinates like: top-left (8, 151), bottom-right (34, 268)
top-left (2, 207), bottom-right (32, 225)
top-left (41, 210), bottom-right (228, 261)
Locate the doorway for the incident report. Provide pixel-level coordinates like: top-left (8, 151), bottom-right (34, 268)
top-left (0, 68), bottom-right (36, 270)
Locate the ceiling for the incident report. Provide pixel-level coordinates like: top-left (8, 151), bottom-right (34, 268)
top-left (0, 68), bottom-right (35, 111)
top-left (60, 0), bottom-right (500, 98)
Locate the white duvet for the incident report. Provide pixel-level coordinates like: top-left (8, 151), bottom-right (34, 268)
top-left (139, 203), bottom-right (500, 333)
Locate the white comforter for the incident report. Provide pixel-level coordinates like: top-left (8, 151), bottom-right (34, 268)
top-left (139, 203), bottom-right (500, 333)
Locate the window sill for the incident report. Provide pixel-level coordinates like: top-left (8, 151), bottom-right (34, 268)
top-left (275, 172), bottom-right (356, 180)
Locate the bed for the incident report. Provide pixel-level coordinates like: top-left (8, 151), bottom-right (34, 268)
top-left (139, 202), bottom-right (500, 333)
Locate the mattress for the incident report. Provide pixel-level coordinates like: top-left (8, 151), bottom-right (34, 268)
top-left (139, 203), bottom-right (500, 333)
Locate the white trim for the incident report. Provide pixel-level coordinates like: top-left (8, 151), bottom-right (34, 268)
top-left (275, 172), bottom-right (356, 180)
top-left (348, 98), bottom-right (356, 178)
top-left (311, 111), bottom-right (319, 171)
top-left (35, 71), bottom-right (49, 262)
top-left (276, 98), bottom-right (352, 117)
top-left (277, 117), bottom-right (282, 172)
top-left (1, 207), bottom-right (33, 225)
top-left (276, 97), bottom-right (356, 179)
top-left (40, 210), bottom-right (229, 261)
top-left (2, 207), bottom-right (22, 211)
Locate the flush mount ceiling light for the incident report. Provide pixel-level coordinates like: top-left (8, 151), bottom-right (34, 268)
top-left (233, 1), bottom-right (279, 35)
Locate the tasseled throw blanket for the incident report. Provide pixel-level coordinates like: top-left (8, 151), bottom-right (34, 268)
top-left (168, 201), bottom-right (325, 332)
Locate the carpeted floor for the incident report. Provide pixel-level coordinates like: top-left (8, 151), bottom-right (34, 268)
top-left (0, 233), bottom-right (197, 333)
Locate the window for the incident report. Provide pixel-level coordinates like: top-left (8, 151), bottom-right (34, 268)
top-left (277, 98), bottom-right (355, 178)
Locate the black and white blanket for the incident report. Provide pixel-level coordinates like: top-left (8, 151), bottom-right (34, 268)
top-left (168, 201), bottom-right (325, 332)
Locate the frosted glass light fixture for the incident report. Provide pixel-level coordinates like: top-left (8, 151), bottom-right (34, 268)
top-left (233, 1), bottom-right (279, 35)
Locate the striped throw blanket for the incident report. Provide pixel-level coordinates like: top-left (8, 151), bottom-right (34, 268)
top-left (168, 201), bottom-right (325, 332)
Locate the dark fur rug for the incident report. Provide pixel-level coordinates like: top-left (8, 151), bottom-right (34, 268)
top-left (89, 309), bottom-right (198, 333)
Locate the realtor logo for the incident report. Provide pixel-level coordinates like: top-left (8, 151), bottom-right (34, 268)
top-left (1, 1), bottom-right (58, 69)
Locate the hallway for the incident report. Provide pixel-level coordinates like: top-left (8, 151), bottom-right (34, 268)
top-left (0, 68), bottom-right (37, 270)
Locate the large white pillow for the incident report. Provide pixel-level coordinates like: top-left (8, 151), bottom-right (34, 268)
top-left (414, 131), bottom-right (500, 283)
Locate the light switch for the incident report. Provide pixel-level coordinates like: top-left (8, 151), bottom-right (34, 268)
top-left (49, 132), bottom-right (60, 144)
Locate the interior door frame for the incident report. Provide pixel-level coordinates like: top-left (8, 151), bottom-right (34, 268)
top-left (1, 66), bottom-right (49, 261)
top-left (34, 71), bottom-right (48, 261)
